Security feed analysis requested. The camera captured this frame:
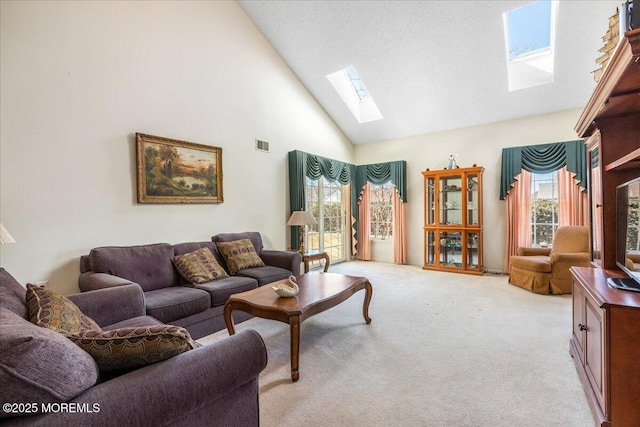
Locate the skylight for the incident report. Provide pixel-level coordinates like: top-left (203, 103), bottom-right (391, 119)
top-left (503, 0), bottom-right (557, 91)
top-left (327, 66), bottom-right (382, 123)
top-left (345, 66), bottom-right (371, 100)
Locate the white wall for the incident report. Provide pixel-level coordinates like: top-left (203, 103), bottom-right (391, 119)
top-left (371, 239), bottom-right (393, 263)
top-left (0, 1), bottom-right (353, 294)
top-left (354, 108), bottom-right (583, 272)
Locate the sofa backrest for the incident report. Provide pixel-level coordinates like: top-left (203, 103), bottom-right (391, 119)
top-left (550, 226), bottom-right (589, 254)
top-left (0, 268), bottom-right (28, 319)
top-left (89, 243), bottom-right (177, 292)
top-left (212, 232), bottom-right (264, 254)
top-left (79, 255), bottom-right (91, 274)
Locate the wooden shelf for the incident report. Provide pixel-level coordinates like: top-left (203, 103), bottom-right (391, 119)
top-left (604, 147), bottom-right (640, 171)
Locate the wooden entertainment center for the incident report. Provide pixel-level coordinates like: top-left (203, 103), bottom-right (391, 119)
top-left (571, 28), bottom-right (640, 426)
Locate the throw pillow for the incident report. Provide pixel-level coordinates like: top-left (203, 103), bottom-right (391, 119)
top-left (25, 283), bottom-right (101, 335)
top-left (216, 238), bottom-right (265, 274)
top-left (69, 325), bottom-right (197, 372)
top-left (172, 247), bottom-right (229, 285)
top-left (0, 308), bottom-right (98, 416)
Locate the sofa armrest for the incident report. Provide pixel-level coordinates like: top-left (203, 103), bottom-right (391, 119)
top-left (9, 330), bottom-right (267, 427)
top-left (67, 284), bottom-right (146, 328)
top-left (517, 247), bottom-right (551, 256)
top-left (79, 272), bottom-right (135, 292)
top-left (261, 250), bottom-right (302, 276)
top-left (549, 252), bottom-right (591, 266)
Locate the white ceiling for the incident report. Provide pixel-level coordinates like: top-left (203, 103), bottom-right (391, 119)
top-left (239, 0), bottom-right (620, 144)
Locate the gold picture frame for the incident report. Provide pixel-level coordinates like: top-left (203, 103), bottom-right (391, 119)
top-left (136, 133), bottom-right (223, 204)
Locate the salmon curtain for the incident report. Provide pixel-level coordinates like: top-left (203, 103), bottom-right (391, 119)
top-left (357, 183), bottom-right (372, 261)
top-left (558, 166), bottom-right (588, 226)
top-left (504, 170), bottom-right (532, 272)
top-left (392, 188), bottom-right (407, 264)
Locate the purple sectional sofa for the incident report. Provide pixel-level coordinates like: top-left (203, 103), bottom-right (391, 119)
top-left (0, 268), bottom-right (267, 427)
top-left (79, 232), bottom-right (301, 339)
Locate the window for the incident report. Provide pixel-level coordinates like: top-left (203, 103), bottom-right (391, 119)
top-left (370, 182), bottom-right (394, 240)
top-left (326, 66), bottom-right (383, 123)
top-left (345, 66), bottom-right (371, 100)
top-left (503, 1), bottom-right (557, 91)
top-left (305, 177), bottom-right (346, 266)
top-left (531, 172), bottom-right (558, 246)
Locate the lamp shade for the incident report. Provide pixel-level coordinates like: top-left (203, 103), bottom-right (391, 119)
top-left (0, 223), bottom-right (16, 244)
top-left (286, 210), bottom-right (318, 226)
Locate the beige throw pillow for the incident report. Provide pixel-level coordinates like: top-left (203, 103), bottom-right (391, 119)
top-left (216, 238), bottom-right (265, 274)
top-left (69, 325), bottom-right (197, 372)
top-left (26, 283), bottom-right (101, 335)
top-left (172, 247), bottom-right (229, 285)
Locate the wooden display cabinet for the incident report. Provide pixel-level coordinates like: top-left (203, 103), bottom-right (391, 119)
top-left (423, 166), bottom-right (483, 275)
top-left (573, 29), bottom-right (640, 426)
top-left (576, 29), bottom-right (640, 270)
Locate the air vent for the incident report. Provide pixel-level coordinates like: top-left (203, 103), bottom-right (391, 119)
top-left (256, 139), bottom-right (270, 153)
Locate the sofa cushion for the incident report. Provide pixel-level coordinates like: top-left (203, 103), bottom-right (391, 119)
top-left (196, 276), bottom-right (258, 306)
top-left (89, 243), bottom-right (177, 292)
top-left (216, 238), bottom-right (265, 274)
top-left (0, 268), bottom-right (28, 319)
top-left (69, 325), bottom-right (197, 372)
top-left (236, 265), bottom-right (295, 287)
top-left (510, 255), bottom-right (552, 273)
top-left (26, 284), bottom-right (101, 335)
top-left (144, 287), bottom-right (211, 323)
top-left (172, 247), bottom-right (229, 285)
top-left (0, 308), bottom-right (98, 416)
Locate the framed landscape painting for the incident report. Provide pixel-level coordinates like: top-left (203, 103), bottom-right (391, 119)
top-left (136, 133), bottom-right (223, 204)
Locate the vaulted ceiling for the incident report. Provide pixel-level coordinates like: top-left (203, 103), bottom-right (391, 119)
top-left (239, 1), bottom-right (620, 144)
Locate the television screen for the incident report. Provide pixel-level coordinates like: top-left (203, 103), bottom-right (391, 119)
top-left (611, 177), bottom-right (640, 292)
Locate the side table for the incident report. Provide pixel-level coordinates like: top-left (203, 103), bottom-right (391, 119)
top-left (302, 251), bottom-right (330, 273)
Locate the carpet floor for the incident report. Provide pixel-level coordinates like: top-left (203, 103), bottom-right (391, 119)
top-left (199, 261), bottom-right (594, 427)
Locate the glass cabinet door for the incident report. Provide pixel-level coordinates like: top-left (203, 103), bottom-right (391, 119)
top-left (439, 231), bottom-right (462, 268)
top-left (426, 177), bottom-right (436, 225)
top-left (440, 175), bottom-right (462, 226)
top-left (466, 232), bottom-right (480, 270)
top-left (590, 146), bottom-right (602, 267)
top-left (467, 173), bottom-right (480, 226)
top-left (425, 230), bottom-right (436, 266)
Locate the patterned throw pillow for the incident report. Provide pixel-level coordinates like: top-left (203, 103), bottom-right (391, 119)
top-left (26, 284), bottom-right (101, 335)
top-left (172, 247), bottom-right (229, 285)
top-left (69, 325), bottom-right (197, 372)
top-left (216, 238), bottom-right (265, 274)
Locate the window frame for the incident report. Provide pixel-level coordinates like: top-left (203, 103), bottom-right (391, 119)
top-left (305, 176), bottom-right (347, 265)
top-left (530, 171), bottom-right (559, 247)
top-left (369, 181), bottom-right (394, 240)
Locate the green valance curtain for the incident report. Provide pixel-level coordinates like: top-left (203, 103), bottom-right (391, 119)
top-left (288, 151), bottom-right (407, 255)
top-left (500, 140), bottom-right (586, 200)
top-left (355, 161), bottom-right (408, 202)
top-left (288, 150), bottom-right (357, 250)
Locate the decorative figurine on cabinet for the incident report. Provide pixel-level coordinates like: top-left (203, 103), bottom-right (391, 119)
top-left (445, 154), bottom-right (459, 169)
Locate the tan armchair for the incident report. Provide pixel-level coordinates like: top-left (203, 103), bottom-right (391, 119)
top-left (509, 225), bottom-right (590, 294)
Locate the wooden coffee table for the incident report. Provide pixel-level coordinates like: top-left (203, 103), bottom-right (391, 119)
top-left (223, 272), bottom-right (372, 381)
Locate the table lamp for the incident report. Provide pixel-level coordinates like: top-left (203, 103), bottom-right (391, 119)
top-left (287, 210), bottom-right (317, 254)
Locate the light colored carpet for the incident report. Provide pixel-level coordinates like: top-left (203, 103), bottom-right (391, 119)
top-left (199, 261), bottom-right (594, 427)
